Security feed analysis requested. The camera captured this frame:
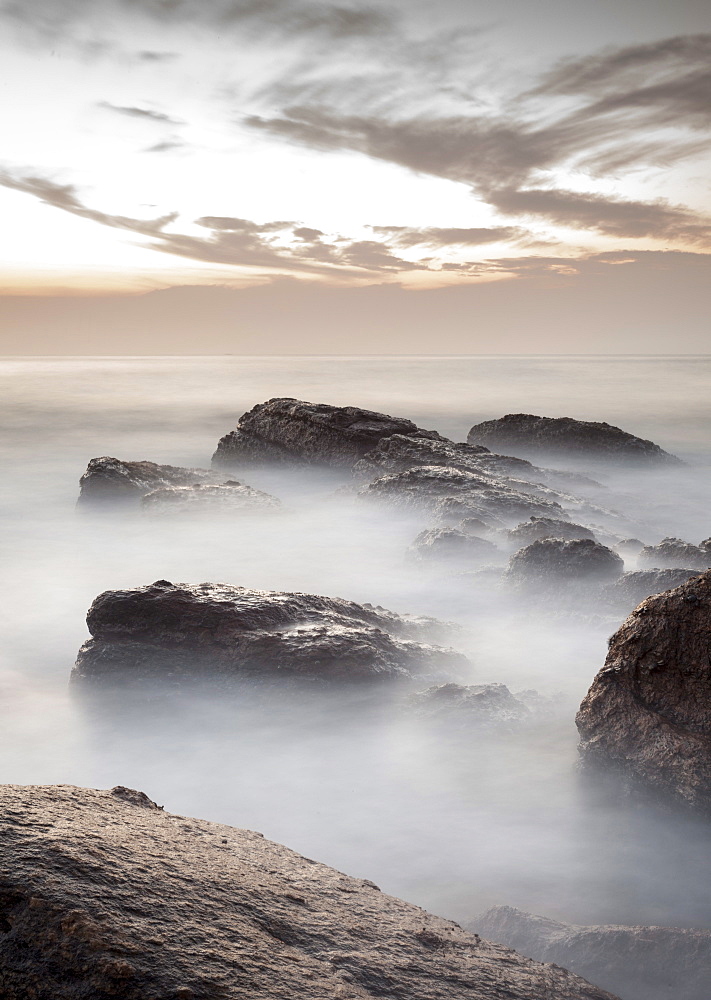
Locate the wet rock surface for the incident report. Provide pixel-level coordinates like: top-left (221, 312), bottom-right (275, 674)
top-left (577, 570), bottom-right (711, 812)
top-left (505, 516), bottom-right (596, 550)
top-left (467, 414), bottom-right (680, 464)
top-left (509, 539), bottom-right (624, 586)
top-left (72, 581), bottom-right (466, 685)
top-left (78, 457), bottom-right (220, 507)
top-left (638, 536), bottom-right (710, 570)
top-left (213, 397), bottom-right (441, 469)
top-left (474, 905), bottom-right (711, 1000)
top-left (603, 569), bottom-right (702, 612)
top-left (0, 784), bottom-right (620, 1000)
top-left (141, 481), bottom-right (281, 514)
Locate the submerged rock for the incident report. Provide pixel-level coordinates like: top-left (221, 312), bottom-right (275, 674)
top-left (638, 537), bottom-right (710, 570)
top-left (141, 481), bottom-right (281, 514)
top-left (213, 397), bottom-right (442, 469)
top-left (603, 568), bottom-right (701, 612)
top-left (614, 538), bottom-right (645, 558)
top-left (509, 539), bottom-right (624, 586)
top-left (73, 581), bottom-right (466, 685)
top-left (474, 905), bottom-right (711, 1000)
top-left (0, 784), bottom-right (620, 1000)
top-left (506, 516), bottom-right (596, 550)
top-left (78, 456), bottom-right (219, 507)
top-left (410, 683), bottom-right (530, 730)
top-left (410, 527), bottom-right (501, 567)
top-left (467, 414), bottom-right (679, 465)
top-left (577, 570), bottom-right (711, 812)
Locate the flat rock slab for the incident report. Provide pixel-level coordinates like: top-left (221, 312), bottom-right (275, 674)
top-left (73, 581), bottom-right (466, 684)
top-left (0, 784), bottom-right (621, 1000)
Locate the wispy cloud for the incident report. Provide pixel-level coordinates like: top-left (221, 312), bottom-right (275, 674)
top-left (98, 101), bottom-right (184, 125)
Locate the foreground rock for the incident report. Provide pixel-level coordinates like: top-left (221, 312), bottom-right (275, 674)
top-left (0, 785), bottom-right (620, 1000)
top-left (78, 456), bottom-right (220, 507)
top-left (577, 570), bottom-right (711, 812)
top-left (467, 414), bottom-right (679, 465)
top-left (213, 397), bottom-right (443, 469)
top-left (509, 539), bottom-right (623, 587)
top-left (638, 537), bottom-right (710, 570)
top-left (474, 905), bottom-right (711, 1000)
top-left (73, 581), bottom-right (466, 685)
top-left (141, 481), bottom-right (281, 514)
top-left (603, 569), bottom-right (701, 613)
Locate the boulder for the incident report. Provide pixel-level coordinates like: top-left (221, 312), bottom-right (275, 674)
top-left (638, 537), bottom-right (710, 570)
top-left (614, 538), bottom-right (645, 558)
top-left (212, 397), bottom-right (443, 469)
top-left (506, 517), bottom-right (596, 550)
top-left (603, 569), bottom-right (701, 612)
top-left (77, 456), bottom-right (220, 507)
top-left (467, 414), bottom-right (679, 465)
top-left (410, 683), bottom-right (530, 730)
top-left (141, 481), bottom-right (281, 514)
top-left (576, 570), bottom-right (711, 812)
top-left (410, 528), bottom-right (501, 566)
top-left (509, 539), bottom-right (624, 586)
top-left (72, 581), bottom-right (467, 685)
top-left (474, 905), bottom-right (711, 1000)
top-left (0, 784), bottom-right (620, 1000)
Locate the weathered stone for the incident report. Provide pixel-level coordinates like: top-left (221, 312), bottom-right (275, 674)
top-left (474, 905), bottom-right (711, 1000)
top-left (576, 570), bottom-right (711, 812)
top-left (614, 538), bottom-right (645, 558)
top-left (509, 539), bottom-right (623, 585)
top-left (467, 414), bottom-right (680, 464)
top-left (603, 569), bottom-right (701, 612)
top-left (410, 528), bottom-right (501, 566)
top-left (506, 516), bottom-right (596, 550)
top-left (410, 683), bottom-right (530, 730)
top-left (638, 537), bottom-right (710, 570)
top-left (141, 481), bottom-right (281, 514)
top-left (72, 581), bottom-right (466, 685)
top-left (78, 456), bottom-right (219, 507)
top-left (0, 784), bottom-right (620, 1000)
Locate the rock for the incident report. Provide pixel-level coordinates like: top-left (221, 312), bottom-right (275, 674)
top-left (410, 528), bottom-right (501, 567)
top-left (576, 570), bottom-right (711, 812)
top-left (78, 456), bottom-right (220, 507)
top-left (506, 517), bottom-right (596, 550)
top-left (474, 905), bottom-right (711, 1000)
top-left (614, 538), bottom-right (645, 558)
top-left (467, 414), bottom-right (680, 465)
top-left (212, 397), bottom-right (444, 469)
top-left (701, 537), bottom-right (711, 555)
top-left (410, 683), bottom-right (530, 730)
top-left (638, 537), bottom-right (710, 570)
top-left (509, 539), bottom-right (624, 586)
top-left (0, 784), bottom-right (620, 1000)
top-left (141, 481), bottom-right (281, 514)
top-left (360, 466), bottom-right (565, 525)
top-left (603, 569), bottom-right (701, 612)
top-left (72, 581), bottom-right (467, 685)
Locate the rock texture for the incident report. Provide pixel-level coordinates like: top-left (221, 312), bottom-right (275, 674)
top-left (410, 683), bottom-right (530, 730)
top-left (603, 569), bottom-right (701, 612)
top-left (474, 905), bottom-right (711, 1000)
top-left (505, 516), bottom-right (596, 550)
top-left (78, 457), bottom-right (220, 507)
top-left (509, 539), bottom-right (624, 586)
top-left (467, 414), bottom-right (679, 464)
top-left (577, 570), bottom-right (711, 811)
top-left (72, 581), bottom-right (466, 685)
top-left (410, 528), bottom-right (501, 566)
top-left (212, 397), bottom-right (443, 469)
top-left (638, 537), bottom-right (710, 570)
top-left (0, 784), bottom-right (620, 1000)
top-left (141, 481), bottom-right (281, 514)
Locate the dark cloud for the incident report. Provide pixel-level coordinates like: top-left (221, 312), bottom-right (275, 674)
top-left (99, 101), bottom-right (183, 124)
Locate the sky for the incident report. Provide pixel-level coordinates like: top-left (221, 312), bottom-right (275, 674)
top-left (0, 0), bottom-right (709, 353)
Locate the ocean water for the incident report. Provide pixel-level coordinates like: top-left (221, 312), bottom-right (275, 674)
top-left (0, 355), bottom-right (709, 930)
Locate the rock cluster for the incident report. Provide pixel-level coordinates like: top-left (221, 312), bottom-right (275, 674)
top-left (73, 581), bottom-right (466, 685)
top-left (0, 784), bottom-right (620, 1000)
top-left (638, 537), bottom-right (710, 570)
top-left (577, 570), bottom-right (711, 812)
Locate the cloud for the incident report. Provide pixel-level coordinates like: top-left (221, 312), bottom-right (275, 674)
top-left (370, 225), bottom-right (523, 248)
top-left (98, 101), bottom-right (184, 124)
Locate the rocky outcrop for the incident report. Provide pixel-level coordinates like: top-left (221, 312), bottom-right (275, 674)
top-left (603, 569), bottom-right (701, 612)
top-left (509, 539), bottom-right (623, 586)
top-left (410, 683), bottom-right (530, 730)
top-left (638, 537), bottom-right (710, 570)
top-left (0, 784), bottom-right (620, 1000)
top-left (78, 456), bottom-right (220, 507)
top-left (72, 581), bottom-right (466, 685)
top-left (506, 516), bottom-right (596, 550)
top-left (212, 397), bottom-right (443, 469)
top-left (576, 570), bottom-right (711, 812)
top-left (474, 905), bottom-right (711, 1000)
top-left (141, 481), bottom-right (281, 514)
top-left (410, 527), bottom-right (501, 566)
top-left (467, 414), bottom-right (679, 464)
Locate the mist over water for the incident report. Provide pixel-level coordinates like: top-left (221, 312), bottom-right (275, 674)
top-left (1, 355), bottom-right (710, 932)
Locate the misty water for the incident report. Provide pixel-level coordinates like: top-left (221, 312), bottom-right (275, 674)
top-left (1, 355), bottom-right (710, 933)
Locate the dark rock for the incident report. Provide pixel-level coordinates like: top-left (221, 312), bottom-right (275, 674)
top-left (638, 537), bottom-right (710, 570)
top-left (410, 683), bottom-right (530, 730)
top-left (603, 569), bottom-right (701, 612)
top-left (410, 528), bottom-right (501, 567)
top-left (474, 905), bottom-right (711, 1000)
top-left (0, 784), bottom-right (620, 1000)
top-left (72, 581), bottom-right (467, 685)
top-left (467, 414), bottom-right (680, 464)
top-left (78, 456), bottom-right (220, 507)
top-left (506, 517), bottom-right (596, 550)
top-left (509, 539), bottom-right (624, 586)
top-left (141, 481), bottom-right (281, 514)
top-left (577, 570), bottom-right (711, 812)
top-left (213, 397), bottom-right (443, 469)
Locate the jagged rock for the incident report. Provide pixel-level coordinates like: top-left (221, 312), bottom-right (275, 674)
top-left (467, 414), bottom-right (680, 465)
top-left (509, 539), bottom-right (624, 586)
top-left (359, 467), bottom-right (565, 525)
top-left (78, 456), bottom-right (220, 507)
top-left (603, 569), bottom-right (701, 612)
top-left (72, 581), bottom-right (466, 685)
top-left (474, 905), bottom-right (711, 1000)
top-left (577, 571), bottom-right (711, 812)
top-left (410, 683), bottom-right (530, 730)
top-left (638, 537), bottom-right (710, 570)
top-left (506, 517), bottom-right (596, 550)
top-left (410, 528), bottom-right (501, 566)
top-left (0, 784), bottom-right (620, 1000)
top-left (141, 481), bottom-right (281, 514)
top-left (212, 397), bottom-right (444, 469)
top-left (614, 538), bottom-right (645, 558)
